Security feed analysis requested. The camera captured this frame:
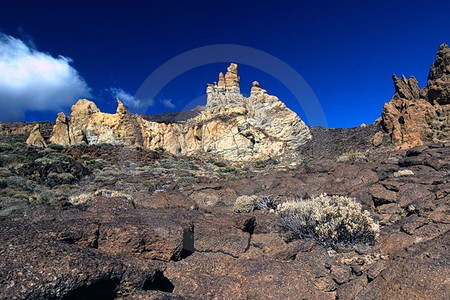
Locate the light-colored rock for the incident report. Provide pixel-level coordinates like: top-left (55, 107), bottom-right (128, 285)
top-left (371, 131), bottom-right (384, 147)
top-left (47, 64), bottom-right (312, 161)
top-left (26, 124), bottom-right (47, 148)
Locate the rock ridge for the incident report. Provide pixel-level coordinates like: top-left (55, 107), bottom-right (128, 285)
top-left (45, 64), bottom-right (311, 161)
top-left (382, 43), bottom-right (450, 148)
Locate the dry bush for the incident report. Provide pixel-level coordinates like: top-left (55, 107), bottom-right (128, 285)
top-left (336, 152), bottom-right (366, 163)
top-left (233, 195), bottom-right (258, 213)
top-left (277, 194), bottom-right (379, 249)
top-left (69, 189), bottom-right (132, 205)
top-left (255, 195), bottom-right (279, 211)
top-left (393, 169), bottom-right (414, 177)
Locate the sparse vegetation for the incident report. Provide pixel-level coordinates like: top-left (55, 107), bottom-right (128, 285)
top-left (218, 166), bottom-right (240, 174)
top-left (69, 189), bottom-right (132, 205)
top-left (47, 143), bottom-right (65, 150)
top-left (227, 174), bottom-right (245, 181)
top-left (277, 194), bottom-right (379, 249)
top-left (143, 179), bottom-right (163, 192)
top-left (0, 142), bottom-right (14, 152)
top-left (212, 161), bottom-right (227, 168)
top-left (35, 152), bottom-right (74, 164)
top-left (255, 195), bottom-right (279, 211)
top-left (393, 169), bottom-right (415, 177)
top-left (254, 157), bottom-right (279, 169)
top-left (336, 152), bottom-right (366, 163)
top-left (159, 161), bottom-right (199, 170)
top-left (233, 195), bottom-right (258, 213)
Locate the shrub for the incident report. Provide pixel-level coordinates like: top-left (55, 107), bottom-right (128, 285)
top-left (393, 169), bottom-right (414, 177)
top-left (255, 195), bottom-right (279, 211)
top-left (143, 179), bottom-right (163, 192)
top-left (233, 195), bottom-right (258, 213)
top-left (35, 152), bottom-right (73, 164)
top-left (218, 166), bottom-right (240, 174)
top-left (213, 161), bottom-right (227, 168)
top-left (336, 152), bottom-right (366, 163)
top-left (277, 194), bottom-right (379, 249)
top-left (0, 179), bottom-right (8, 189)
top-left (47, 172), bottom-right (76, 184)
top-left (0, 142), bottom-right (13, 152)
top-left (94, 189), bottom-right (132, 199)
top-left (47, 143), bottom-right (65, 150)
top-left (227, 174), bottom-right (245, 181)
top-left (69, 189), bottom-right (132, 205)
top-left (254, 158), bottom-right (279, 169)
top-left (69, 192), bottom-right (93, 206)
top-left (84, 159), bottom-right (108, 171)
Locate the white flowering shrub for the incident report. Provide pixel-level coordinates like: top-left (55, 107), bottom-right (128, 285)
top-left (277, 194), bottom-right (379, 249)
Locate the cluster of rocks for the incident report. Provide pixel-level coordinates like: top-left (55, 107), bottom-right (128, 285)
top-left (3, 43), bottom-right (449, 299)
top-left (382, 44), bottom-right (450, 149)
top-left (1, 142), bottom-right (449, 299)
top-left (45, 64), bottom-right (311, 161)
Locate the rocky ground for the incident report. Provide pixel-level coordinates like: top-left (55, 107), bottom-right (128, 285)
top-left (0, 124), bottom-right (449, 300)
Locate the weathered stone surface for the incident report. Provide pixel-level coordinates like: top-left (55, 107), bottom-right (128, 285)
top-left (382, 44), bottom-right (450, 149)
top-left (165, 252), bottom-right (335, 300)
top-left (357, 231), bottom-right (450, 300)
top-left (25, 124), bottom-right (47, 148)
top-left (46, 64), bottom-right (311, 161)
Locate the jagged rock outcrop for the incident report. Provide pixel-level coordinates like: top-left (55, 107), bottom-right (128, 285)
top-left (25, 124), bottom-right (47, 148)
top-left (47, 64), bottom-right (311, 161)
top-left (382, 44), bottom-right (450, 148)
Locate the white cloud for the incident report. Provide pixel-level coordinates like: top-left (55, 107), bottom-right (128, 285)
top-left (0, 33), bottom-right (92, 121)
top-left (160, 99), bottom-right (176, 109)
top-left (109, 88), bottom-right (154, 112)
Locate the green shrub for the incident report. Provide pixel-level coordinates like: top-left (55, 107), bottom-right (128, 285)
top-left (0, 179), bottom-right (8, 189)
top-left (277, 194), bottom-right (379, 249)
top-left (160, 161), bottom-right (199, 170)
top-left (84, 159), bottom-right (108, 171)
top-left (254, 158), bottom-right (279, 169)
top-left (47, 172), bottom-right (76, 184)
top-left (233, 195), bottom-right (258, 213)
top-left (35, 152), bottom-right (73, 164)
top-left (47, 143), bottom-right (65, 150)
top-left (0, 143), bottom-right (13, 152)
top-left (143, 179), bottom-right (163, 192)
top-left (227, 174), bottom-right (245, 181)
top-left (213, 161), bottom-right (228, 168)
top-left (218, 166), bottom-right (240, 174)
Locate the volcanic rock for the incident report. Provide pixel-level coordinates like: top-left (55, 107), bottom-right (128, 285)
top-left (382, 44), bottom-right (450, 148)
top-left (46, 64), bottom-right (311, 161)
top-left (25, 124), bottom-right (47, 148)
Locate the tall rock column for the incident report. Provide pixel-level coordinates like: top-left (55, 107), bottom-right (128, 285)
top-left (381, 44), bottom-right (450, 148)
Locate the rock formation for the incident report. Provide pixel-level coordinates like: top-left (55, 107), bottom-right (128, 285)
top-left (47, 64), bottom-right (311, 161)
top-left (25, 124), bottom-right (47, 148)
top-left (382, 44), bottom-right (450, 148)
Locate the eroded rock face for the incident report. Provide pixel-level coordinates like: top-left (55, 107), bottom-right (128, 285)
top-left (47, 64), bottom-right (311, 161)
top-left (25, 124), bottom-right (47, 148)
top-left (382, 44), bottom-right (450, 149)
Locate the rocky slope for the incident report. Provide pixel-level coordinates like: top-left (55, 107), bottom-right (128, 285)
top-left (1, 134), bottom-right (449, 299)
top-left (48, 64), bottom-right (311, 161)
top-left (1, 45), bottom-right (449, 299)
top-left (382, 44), bottom-right (450, 149)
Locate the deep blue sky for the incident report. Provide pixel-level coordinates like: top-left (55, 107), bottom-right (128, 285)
top-left (1, 0), bottom-right (450, 127)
